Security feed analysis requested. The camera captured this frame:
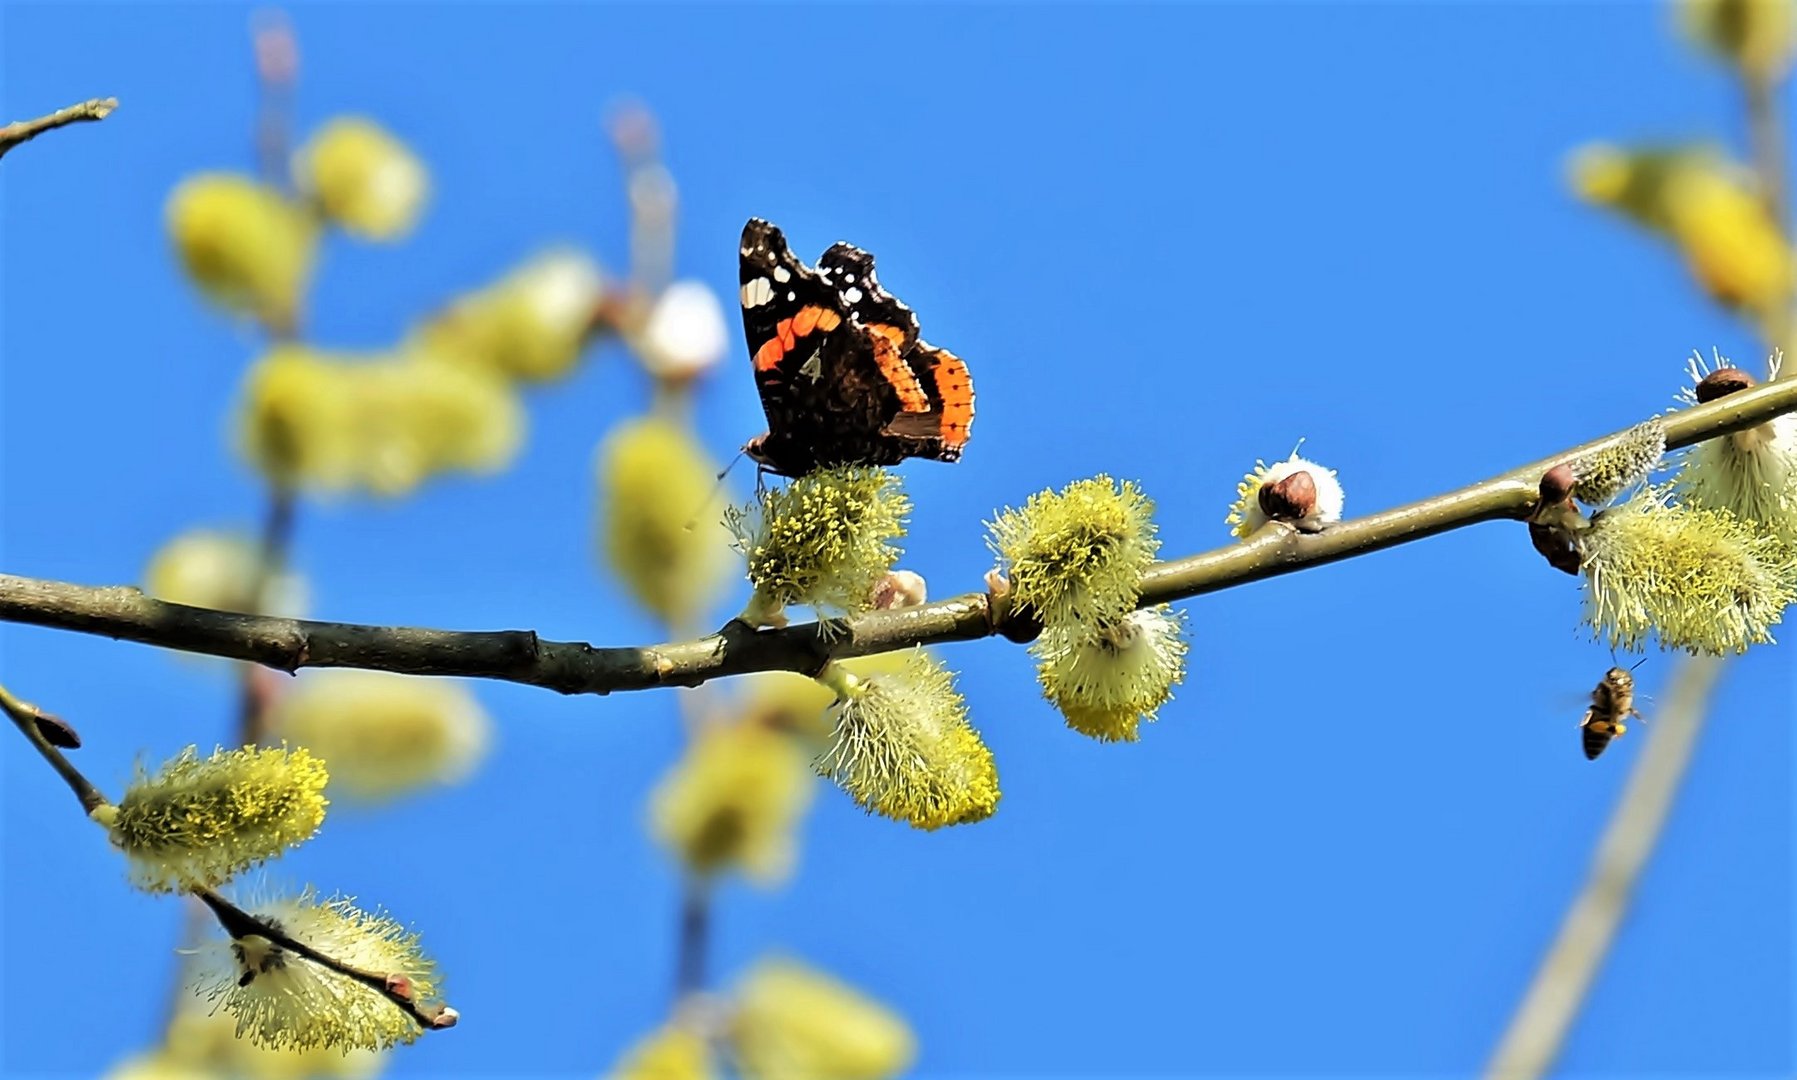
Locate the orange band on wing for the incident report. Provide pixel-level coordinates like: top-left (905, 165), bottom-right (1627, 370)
top-left (867, 323), bottom-right (929, 411)
top-left (753, 305), bottom-right (841, 371)
top-left (931, 350), bottom-right (975, 448)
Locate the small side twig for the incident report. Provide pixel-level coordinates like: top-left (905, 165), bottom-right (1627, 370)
top-left (673, 877), bottom-right (711, 1002)
top-left (0, 98), bottom-right (118, 160)
top-left (251, 12), bottom-right (297, 189)
top-left (194, 889), bottom-right (457, 1032)
top-left (0, 683), bottom-right (107, 814)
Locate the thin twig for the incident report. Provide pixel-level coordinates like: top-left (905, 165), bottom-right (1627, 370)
top-left (1744, 71), bottom-right (1789, 231)
top-left (3, 377), bottom-right (1796, 694)
top-left (674, 877), bottom-right (711, 1002)
top-left (611, 102), bottom-right (677, 299)
top-left (0, 683), bottom-right (108, 814)
top-left (1483, 654), bottom-right (1723, 1078)
top-left (237, 489), bottom-right (298, 744)
top-left (1744, 68), bottom-right (1793, 352)
top-left (0, 98), bottom-right (117, 160)
top-left (251, 11), bottom-right (297, 189)
top-left (194, 889), bottom-right (455, 1032)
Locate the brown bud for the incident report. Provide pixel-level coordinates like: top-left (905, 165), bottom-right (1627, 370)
top-left (385, 974), bottom-right (415, 1001)
top-left (251, 13), bottom-right (298, 86)
top-left (983, 571), bottom-right (1043, 644)
top-left (1539, 464), bottom-right (1576, 506)
top-left (1258, 470), bottom-right (1317, 522)
top-left (430, 1005), bottom-right (461, 1030)
top-left (1528, 520), bottom-right (1583, 576)
top-left (1694, 366), bottom-right (1757, 403)
top-left (32, 710), bottom-right (80, 749)
top-left (609, 102), bottom-right (660, 160)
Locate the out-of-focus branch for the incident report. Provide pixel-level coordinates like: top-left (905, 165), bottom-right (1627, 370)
top-left (0, 98), bottom-right (117, 160)
top-left (251, 11), bottom-right (297, 188)
top-left (611, 102), bottom-right (677, 299)
top-left (1484, 655), bottom-right (1724, 1078)
top-left (673, 879), bottom-right (711, 1002)
top-left (236, 489), bottom-right (298, 744)
top-left (1744, 71), bottom-right (1789, 229)
top-left (4, 377), bottom-right (1797, 695)
top-left (1745, 67), bottom-right (1792, 352)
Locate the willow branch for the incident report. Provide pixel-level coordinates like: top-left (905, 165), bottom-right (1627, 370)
top-left (4, 378), bottom-right (1797, 695)
top-left (0, 97), bottom-right (117, 160)
top-left (1483, 654), bottom-right (1723, 1078)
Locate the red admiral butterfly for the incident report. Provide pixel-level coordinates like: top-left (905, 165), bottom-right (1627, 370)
top-left (738, 217), bottom-right (974, 477)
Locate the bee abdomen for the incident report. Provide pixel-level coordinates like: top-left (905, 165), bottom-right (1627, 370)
top-left (1582, 719), bottom-right (1623, 760)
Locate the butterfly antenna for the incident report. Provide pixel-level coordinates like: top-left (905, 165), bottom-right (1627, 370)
top-left (684, 451), bottom-right (746, 532)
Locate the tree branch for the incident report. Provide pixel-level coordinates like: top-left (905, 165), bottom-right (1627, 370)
top-left (0, 98), bottom-right (117, 160)
top-left (5, 376), bottom-right (1797, 696)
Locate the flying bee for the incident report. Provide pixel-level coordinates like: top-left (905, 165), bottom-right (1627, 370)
top-left (1580, 662), bottom-right (1645, 760)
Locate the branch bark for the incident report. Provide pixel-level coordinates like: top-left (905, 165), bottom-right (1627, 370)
top-left (4, 376), bottom-right (1797, 696)
top-left (0, 98), bottom-right (117, 160)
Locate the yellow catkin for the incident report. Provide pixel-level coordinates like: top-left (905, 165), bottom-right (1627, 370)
top-left (732, 959), bottom-right (916, 1080)
top-left (109, 746), bottom-right (329, 893)
top-left (167, 173), bottom-right (317, 334)
top-left (989, 475), bottom-right (1158, 627)
top-left (598, 417), bottom-right (735, 626)
top-left (816, 652), bottom-right (1000, 830)
top-left (650, 720), bottom-right (815, 883)
top-left (295, 116), bottom-right (429, 240)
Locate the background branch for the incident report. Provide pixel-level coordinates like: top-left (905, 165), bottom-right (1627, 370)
top-left (1484, 655), bottom-right (1723, 1078)
top-left (0, 97), bottom-right (117, 160)
top-left (5, 377), bottom-right (1797, 696)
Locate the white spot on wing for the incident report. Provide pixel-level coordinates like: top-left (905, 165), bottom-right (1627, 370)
top-left (842, 286), bottom-right (864, 304)
top-left (772, 266), bottom-right (792, 283)
top-left (739, 277), bottom-right (774, 308)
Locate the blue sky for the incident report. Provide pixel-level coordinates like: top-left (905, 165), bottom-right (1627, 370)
top-left (2, 2), bottom-right (1791, 1077)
